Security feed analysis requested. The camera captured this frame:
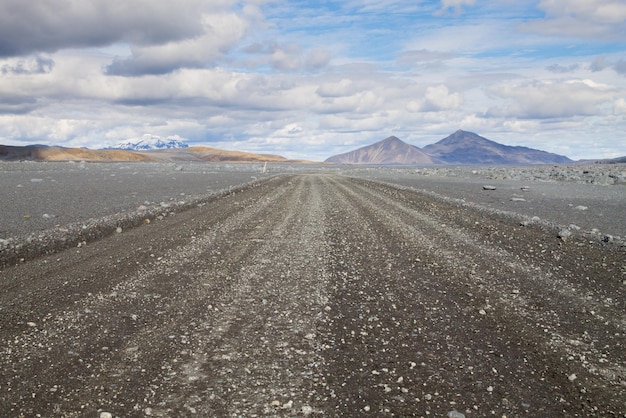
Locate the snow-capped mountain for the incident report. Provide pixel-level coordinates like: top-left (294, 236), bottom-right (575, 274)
top-left (109, 134), bottom-right (189, 151)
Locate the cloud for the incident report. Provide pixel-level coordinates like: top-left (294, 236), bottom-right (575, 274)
top-left (242, 41), bottom-right (332, 73)
top-left (1, 55), bottom-right (54, 75)
top-left (437, 0), bottom-right (476, 15)
top-left (522, 0), bottom-right (626, 40)
top-left (615, 60), bottom-right (626, 76)
top-left (0, 0), bottom-right (212, 57)
top-left (590, 56), bottom-right (626, 76)
top-left (0, 95), bottom-right (39, 115)
top-left (407, 85), bottom-right (462, 112)
top-left (105, 12), bottom-right (250, 75)
top-left (487, 79), bottom-right (617, 119)
top-left (546, 63), bottom-right (580, 74)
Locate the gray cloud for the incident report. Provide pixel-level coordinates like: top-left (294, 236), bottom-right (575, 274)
top-left (590, 56), bottom-right (626, 76)
top-left (105, 10), bottom-right (251, 76)
top-left (0, 0), bottom-right (207, 57)
top-left (1, 56), bottom-right (54, 74)
top-left (546, 63), bottom-right (580, 74)
top-left (613, 59), bottom-right (626, 76)
top-left (0, 95), bottom-right (39, 114)
top-left (590, 56), bottom-right (611, 72)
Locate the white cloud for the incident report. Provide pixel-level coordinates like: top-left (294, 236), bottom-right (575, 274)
top-left (487, 79), bottom-right (617, 119)
top-left (106, 12), bottom-right (251, 75)
top-left (523, 0), bottom-right (626, 40)
top-left (0, 1), bottom-right (625, 160)
top-left (437, 0), bottom-right (476, 15)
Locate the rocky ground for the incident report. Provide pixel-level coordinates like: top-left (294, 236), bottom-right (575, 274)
top-left (1, 173), bottom-right (624, 417)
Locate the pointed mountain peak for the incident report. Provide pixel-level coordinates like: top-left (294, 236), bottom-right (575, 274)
top-left (325, 135), bottom-right (441, 165)
top-left (423, 130), bottom-right (571, 164)
top-left (378, 135), bottom-right (404, 144)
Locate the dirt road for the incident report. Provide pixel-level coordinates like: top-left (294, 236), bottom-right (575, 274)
top-left (1, 174), bottom-right (624, 417)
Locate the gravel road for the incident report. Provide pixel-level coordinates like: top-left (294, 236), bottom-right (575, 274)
top-left (1, 174), bottom-right (624, 417)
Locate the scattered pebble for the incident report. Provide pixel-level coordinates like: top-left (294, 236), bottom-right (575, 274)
top-left (482, 185), bottom-right (497, 190)
top-left (448, 410), bottom-right (466, 418)
top-left (558, 229), bottom-right (572, 241)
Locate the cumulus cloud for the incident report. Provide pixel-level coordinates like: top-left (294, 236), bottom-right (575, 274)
top-left (106, 12), bottom-right (250, 75)
top-left (243, 41), bottom-right (332, 73)
top-left (407, 85), bottom-right (462, 112)
top-left (487, 79), bottom-right (616, 119)
top-left (0, 0), bottom-right (212, 57)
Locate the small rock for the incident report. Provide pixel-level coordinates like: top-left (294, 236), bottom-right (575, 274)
top-left (574, 205), bottom-right (588, 211)
top-left (568, 373), bottom-right (577, 381)
top-left (521, 186), bottom-right (530, 192)
top-left (511, 197), bottom-right (526, 202)
top-left (603, 235), bottom-right (613, 243)
top-left (116, 227), bottom-right (123, 233)
top-left (99, 413), bottom-right (113, 418)
top-left (301, 405), bottom-right (314, 415)
top-left (558, 229), bottom-right (572, 241)
top-left (483, 185), bottom-right (497, 190)
top-left (448, 411), bottom-right (466, 418)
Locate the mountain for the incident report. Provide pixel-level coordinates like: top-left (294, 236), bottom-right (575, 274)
top-left (0, 144), bottom-right (299, 163)
top-left (0, 145), bottom-right (153, 162)
top-left (325, 136), bottom-right (441, 164)
top-left (423, 130), bottom-right (571, 165)
top-left (109, 134), bottom-right (189, 151)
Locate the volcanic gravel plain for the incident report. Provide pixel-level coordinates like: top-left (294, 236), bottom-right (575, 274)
top-left (0, 162), bottom-right (625, 417)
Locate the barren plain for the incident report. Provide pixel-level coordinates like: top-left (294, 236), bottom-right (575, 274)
top-left (0, 163), bottom-right (625, 417)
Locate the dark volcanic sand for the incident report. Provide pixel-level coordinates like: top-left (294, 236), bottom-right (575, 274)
top-left (1, 173), bottom-right (624, 417)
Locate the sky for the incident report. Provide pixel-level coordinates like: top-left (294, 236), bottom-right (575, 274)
top-left (0, 0), bottom-right (625, 161)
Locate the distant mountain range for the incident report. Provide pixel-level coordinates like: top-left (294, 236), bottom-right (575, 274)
top-left (0, 144), bottom-right (298, 163)
top-left (108, 134), bottom-right (189, 151)
top-left (325, 130), bottom-right (572, 165)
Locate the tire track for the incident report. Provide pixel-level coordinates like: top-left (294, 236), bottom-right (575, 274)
top-left (319, 175), bottom-right (624, 416)
top-left (1, 173), bottom-right (623, 417)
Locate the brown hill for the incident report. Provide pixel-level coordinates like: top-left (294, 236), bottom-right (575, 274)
top-left (0, 145), bottom-right (153, 162)
top-left (423, 130), bottom-right (571, 164)
top-left (325, 136), bottom-right (441, 164)
top-left (0, 144), bottom-right (297, 163)
top-left (135, 146), bottom-right (292, 163)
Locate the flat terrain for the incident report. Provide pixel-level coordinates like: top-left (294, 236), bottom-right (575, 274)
top-left (1, 173), bottom-right (624, 417)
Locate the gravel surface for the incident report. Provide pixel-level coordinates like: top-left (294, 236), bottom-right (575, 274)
top-left (0, 161), bottom-right (270, 239)
top-left (341, 165), bottom-right (626, 239)
top-left (1, 173), bottom-right (624, 417)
